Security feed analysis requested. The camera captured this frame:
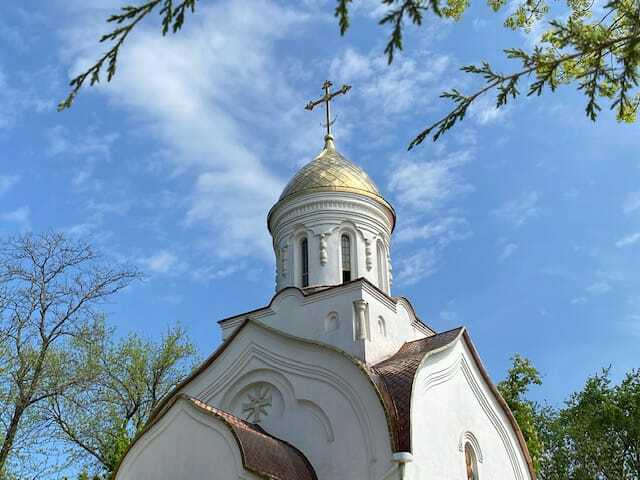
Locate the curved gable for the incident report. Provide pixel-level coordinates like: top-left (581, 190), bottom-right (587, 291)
top-left (116, 395), bottom-right (316, 480)
top-left (371, 327), bottom-right (535, 479)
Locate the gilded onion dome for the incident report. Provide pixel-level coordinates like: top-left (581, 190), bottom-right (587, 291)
top-left (272, 136), bottom-right (395, 227)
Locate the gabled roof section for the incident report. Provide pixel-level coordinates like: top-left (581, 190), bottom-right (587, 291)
top-left (371, 327), bottom-right (464, 452)
top-left (186, 396), bottom-right (318, 480)
top-left (115, 393), bottom-right (317, 480)
top-left (370, 328), bottom-right (537, 479)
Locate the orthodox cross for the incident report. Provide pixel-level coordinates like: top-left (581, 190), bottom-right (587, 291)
top-left (305, 80), bottom-right (351, 138)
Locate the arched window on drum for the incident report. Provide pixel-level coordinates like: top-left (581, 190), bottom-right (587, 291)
top-left (300, 237), bottom-right (309, 288)
top-left (341, 234), bottom-right (352, 283)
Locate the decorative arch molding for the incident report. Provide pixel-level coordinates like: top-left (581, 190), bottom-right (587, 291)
top-left (458, 430), bottom-right (484, 463)
top-left (118, 400), bottom-right (252, 480)
top-left (417, 342), bottom-right (528, 480)
top-left (194, 338), bottom-right (378, 461)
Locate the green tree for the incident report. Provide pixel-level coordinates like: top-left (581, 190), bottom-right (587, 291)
top-left (539, 368), bottom-right (640, 479)
top-left (497, 354), bottom-right (544, 472)
top-left (48, 325), bottom-right (197, 477)
top-left (0, 232), bottom-right (140, 478)
top-left (59, 0), bottom-right (640, 146)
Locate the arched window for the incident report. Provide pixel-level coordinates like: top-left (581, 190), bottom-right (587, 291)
top-left (377, 316), bottom-right (386, 337)
top-left (341, 234), bottom-right (351, 283)
top-left (300, 238), bottom-right (309, 288)
top-left (465, 443), bottom-right (479, 480)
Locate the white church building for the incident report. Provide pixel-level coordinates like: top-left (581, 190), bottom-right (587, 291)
top-left (114, 83), bottom-right (535, 480)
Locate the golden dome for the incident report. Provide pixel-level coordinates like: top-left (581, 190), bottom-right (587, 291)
top-left (278, 137), bottom-right (386, 203)
top-left (269, 136), bottom-right (395, 232)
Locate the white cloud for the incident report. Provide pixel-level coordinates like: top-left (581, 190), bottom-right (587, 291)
top-left (396, 216), bottom-right (471, 245)
top-left (492, 191), bottom-right (539, 228)
top-left (388, 150), bottom-right (473, 211)
top-left (1, 206), bottom-right (30, 228)
top-left (470, 96), bottom-right (508, 125)
top-left (329, 47), bottom-right (451, 117)
top-left (623, 191), bottom-right (640, 214)
top-left (142, 250), bottom-right (179, 274)
top-left (60, 0), bottom-right (315, 262)
top-left (586, 281), bottom-right (612, 295)
top-left (0, 175), bottom-right (19, 195)
top-left (394, 248), bottom-right (440, 286)
top-left (0, 66), bottom-right (53, 130)
top-left (499, 242), bottom-right (518, 262)
top-left (615, 232), bottom-right (640, 248)
top-left (571, 296), bottom-right (587, 305)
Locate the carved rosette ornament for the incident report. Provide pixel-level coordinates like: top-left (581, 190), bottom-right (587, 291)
top-left (242, 384), bottom-right (273, 423)
top-left (319, 233), bottom-right (328, 266)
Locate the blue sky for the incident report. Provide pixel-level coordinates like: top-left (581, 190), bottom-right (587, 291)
top-left (1, 0), bottom-right (639, 406)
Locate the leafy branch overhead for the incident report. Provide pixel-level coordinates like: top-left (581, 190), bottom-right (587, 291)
top-left (337, 0), bottom-right (640, 147)
top-left (57, 0), bottom-right (198, 111)
top-left (62, 0), bottom-right (640, 147)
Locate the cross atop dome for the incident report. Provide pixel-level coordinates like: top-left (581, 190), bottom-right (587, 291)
top-left (305, 80), bottom-right (351, 140)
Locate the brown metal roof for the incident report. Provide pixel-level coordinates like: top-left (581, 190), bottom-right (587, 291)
top-left (115, 393), bottom-right (317, 480)
top-left (372, 327), bottom-right (464, 452)
top-left (187, 397), bottom-right (318, 480)
top-left (371, 328), bottom-right (537, 479)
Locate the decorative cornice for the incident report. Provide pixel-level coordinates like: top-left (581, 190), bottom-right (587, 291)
top-left (268, 193), bottom-right (395, 235)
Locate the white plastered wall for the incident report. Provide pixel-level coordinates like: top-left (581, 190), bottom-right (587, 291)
top-left (219, 280), bottom-right (430, 365)
top-left (406, 337), bottom-right (533, 480)
top-left (181, 321), bottom-right (395, 480)
top-left (117, 399), bottom-right (260, 480)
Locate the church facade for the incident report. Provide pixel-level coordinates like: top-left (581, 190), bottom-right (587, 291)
top-left (114, 85), bottom-right (535, 480)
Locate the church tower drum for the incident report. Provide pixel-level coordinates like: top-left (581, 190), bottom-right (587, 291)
top-left (268, 81), bottom-right (395, 294)
top-left (268, 134), bottom-right (395, 293)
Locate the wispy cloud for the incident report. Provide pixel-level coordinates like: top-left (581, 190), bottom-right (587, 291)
top-left (142, 250), bottom-right (180, 275)
top-left (1, 206), bottom-right (30, 229)
top-left (389, 150), bottom-right (473, 211)
top-left (623, 191), bottom-right (640, 214)
top-left (396, 216), bottom-right (471, 244)
top-left (329, 47), bottom-right (451, 117)
top-left (492, 191), bottom-right (539, 228)
top-left (0, 175), bottom-right (19, 195)
top-left (616, 232), bottom-right (640, 248)
top-left (586, 281), bottom-right (612, 295)
top-left (60, 0), bottom-right (314, 263)
top-left (394, 248), bottom-right (439, 286)
top-left (499, 242), bottom-right (518, 262)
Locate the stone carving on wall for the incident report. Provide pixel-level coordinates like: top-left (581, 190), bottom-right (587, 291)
top-left (387, 252), bottom-right (393, 288)
top-left (364, 238), bottom-right (372, 271)
top-left (242, 384), bottom-right (273, 422)
top-left (353, 300), bottom-right (368, 340)
top-left (319, 233), bottom-right (327, 266)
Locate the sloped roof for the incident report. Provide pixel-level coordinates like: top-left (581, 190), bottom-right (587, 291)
top-left (116, 394), bottom-right (317, 480)
top-left (186, 396), bottom-right (318, 480)
top-left (370, 328), bottom-right (537, 479)
top-left (371, 327), bottom-right (464, 452)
